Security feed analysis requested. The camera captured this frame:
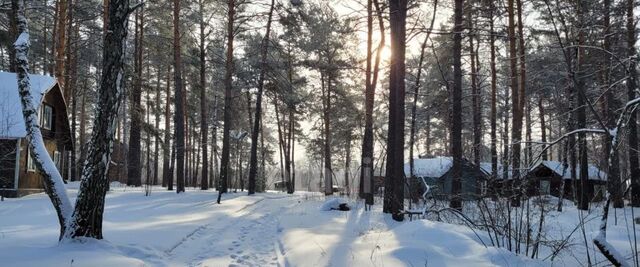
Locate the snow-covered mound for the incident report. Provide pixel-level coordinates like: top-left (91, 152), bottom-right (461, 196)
top-left (319, 197), bottom-right (349, 211)
top-left (386, 220), bottom-right (540, 266)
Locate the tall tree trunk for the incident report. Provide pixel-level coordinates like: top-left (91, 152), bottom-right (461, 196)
top-left (212, 96), bottom-right (218, 189)
top-left (603, 0), bottom-right (623, 208)
top-left (538, 98), bottom-right (547, 160)
top-left (66, 0), bottom-right (137, 239)
top-left (8, 0), bottom-right (18, 72)
top-left (67, 16), bottom-right (78, 182)
top-left (489, 0), bottom-right (498, 182)
top-left (62, 0), bottom-right (74, 101)
top-left (360, 0), bottom-right (385, 206)
top-left (199, 0), bottom-right (209, 190)
top-left (163, 65), bottom-right (172, 189)
top-left (55, 0), bottom-right (67, 90)
top-left (507, 0), bottom-right (521, 206)
top-left (468, 3), bottom-right (481, 170)
top-left (449, 0), bottom-right (464, 211)
top-left (153, 68), bottom-right (160, 185)
top-left (575, 0), bottom-right (589, 211)
top-left (286, 109), bottom-right (294, 194)
top-left (384, 0), bottom-right (407, 221)
top-left (173, 0), bottom-right (185, 193)
top-left (627, 0), bottom-right (640, 207)
top-left (322, 70), bottom-right (333, 196)
top-left (13, 0), bottom-right (73, 239)
top-left (218, 0), bottom-right (235, 203)
top-left (127, 7), bottom-right (143, 187)
top-left (78, 82), bottom-right (87, 182)
top-left (344, 136), bottom-right (351, 196)
top-left (248, 0), bottom-right (275, 194)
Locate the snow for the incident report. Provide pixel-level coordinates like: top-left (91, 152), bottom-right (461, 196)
top-left (0, 71), bottom-right (57, 138)
top-left (404, 157), bottom-right (453, 178)
top-left (537, 160), bottom-right (607, 181)
top-left (0, 184), bottom-right (543, 267)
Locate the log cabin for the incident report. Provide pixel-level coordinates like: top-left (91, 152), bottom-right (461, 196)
top-left (0, 72), bottom-right (73, 197)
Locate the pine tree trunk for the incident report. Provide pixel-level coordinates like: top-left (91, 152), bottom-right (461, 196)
top-left (173, 0), bottom-right (185, 193)
top-left (55, 0), bottom-right (67, 89)
top-left (8, 0), bottom-right (18, 72)
top-left (360, 0), bottom-right (384, 206)
top-left (154, 68), bottom-right (160, 185)
top-left (322, 71), bottom-right (333, 196)
top-left (163, 65), bottom-right (172, 189)
top-left (576, 0), bottom-right (589, 211)
top-left (360, 0), bottom-right (374, 201)
top-left (489, 0), bottom-right (498, 182)
top-left (468, 4), bottom-right (481, 171)
top-left (248, 0), bottom-right (275, 195)
top-left (627, 0), bottom-right (640, 207)
top-left (507, 0), bottom-right (521, 206)
top-left (449, 0), bottom-right (463, 211)
top-left (602, 0), bottom-right (623, 208)
top-left (212, 96), bottom-right (218, 189)
top-left (127, 7), bottom-right (143, 187)
top-left (198, 0), bottom-right (209, 190)
top-left (538, 98), bottom-right (547, 161)
top-left (66, 0), bottom-right (136, 239)
top-left (218, 0), bottom-right (235, 203)
top-left (384, 0), bottom-right (407, 221)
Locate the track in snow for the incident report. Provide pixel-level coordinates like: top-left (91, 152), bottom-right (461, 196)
top-left (166, 195), bottom-right (298, 267)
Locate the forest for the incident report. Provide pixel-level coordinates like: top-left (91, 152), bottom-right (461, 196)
top-left (0, 0), bottom-right (640, 266)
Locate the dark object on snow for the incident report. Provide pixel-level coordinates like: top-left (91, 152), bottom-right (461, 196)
top-left (320, 198), bottom-right (350, 211)
top-left (635, 217), bottom-right (640, 224)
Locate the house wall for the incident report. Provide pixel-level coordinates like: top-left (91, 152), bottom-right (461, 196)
top-left (0, 139), bottom-right (18, 190)
top-left (418, 165), bottom-right (484, 201)
top-left (12, 85), bottom-right (71, 197)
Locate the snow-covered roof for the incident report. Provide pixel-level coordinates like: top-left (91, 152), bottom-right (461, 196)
top-left (0, 72), bottom-right (57, 139)
top-left (535, 160), bottom-right (607, 181)
top-left (404, 157), bottom-right (453, 178)
top-left (479, 162), bottom-right (513, 179)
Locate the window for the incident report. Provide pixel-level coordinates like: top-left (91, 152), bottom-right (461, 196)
top-left (41, 105), bottom-right (53, 130)
top-left (53, 151), bottom-right (61, 172)
top-left (27, 150), bottom-right (36, 172)
top-left (540, 180), bottom-right (551, 195)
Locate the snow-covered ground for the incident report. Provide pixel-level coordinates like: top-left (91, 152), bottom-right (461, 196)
top-left (0, 183), bottom-right (636, 266)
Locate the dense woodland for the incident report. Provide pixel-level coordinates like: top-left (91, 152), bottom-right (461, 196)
top-left (3, 0), bottom-right (640, 265)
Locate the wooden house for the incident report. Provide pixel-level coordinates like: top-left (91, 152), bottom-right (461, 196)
top-left (0, 72), bottom-right (72, 197)
top-left (524, 160), bottom-right (607, 201)
top-left (404, 157), bottom-right (488, 200)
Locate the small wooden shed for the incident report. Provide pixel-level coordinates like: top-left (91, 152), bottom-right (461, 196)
top-left (0, 72), bottom-right (72, 197)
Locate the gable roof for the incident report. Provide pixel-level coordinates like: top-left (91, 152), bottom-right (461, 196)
top-left (532, 160), bottom-right (607, 181)
top-left (0, 72), bottom-right (58, 139)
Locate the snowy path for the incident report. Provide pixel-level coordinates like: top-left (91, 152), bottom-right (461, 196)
top-left (167, 194), bottom-right (299, 267)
